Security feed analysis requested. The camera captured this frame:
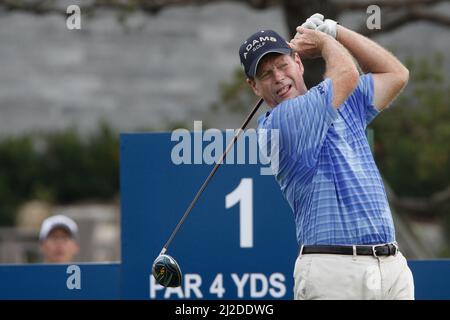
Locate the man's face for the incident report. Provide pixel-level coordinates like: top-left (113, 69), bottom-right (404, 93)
top-left (40, 228), bottom-right (79, 263)
top-left (247, 53), bottom-right (307, 107)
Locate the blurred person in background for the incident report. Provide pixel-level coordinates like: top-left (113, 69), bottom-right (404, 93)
top-left (39, 214), bottom-right (79, 263)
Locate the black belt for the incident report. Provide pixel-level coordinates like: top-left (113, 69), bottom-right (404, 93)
top-left (300, 243), bottom-right (399, 257)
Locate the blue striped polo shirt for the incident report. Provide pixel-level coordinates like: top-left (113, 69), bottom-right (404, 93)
top-left (257, 73), bottom-right (395, 245)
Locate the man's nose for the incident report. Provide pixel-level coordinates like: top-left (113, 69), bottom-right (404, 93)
top-left (273, 68), bottom-right (285, 82)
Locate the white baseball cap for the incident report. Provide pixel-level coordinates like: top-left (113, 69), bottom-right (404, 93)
top-left (39, 215), bottom-right (78, 241)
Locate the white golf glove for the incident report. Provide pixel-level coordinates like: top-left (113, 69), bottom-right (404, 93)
top-left (297, 13), bottom-right (338, 39)
top-left (317, 18), bottom-right (337, 39)
top-left (301, 13), bottom-right (324, 30)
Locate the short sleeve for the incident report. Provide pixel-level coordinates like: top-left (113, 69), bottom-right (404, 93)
top-left (344, 73), bottom-right (380, 128)
top-left (267, 78), bottom-right (338, 167)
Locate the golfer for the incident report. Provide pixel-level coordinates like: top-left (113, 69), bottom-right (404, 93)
top-left (239, 14), bottom-right (414, 299)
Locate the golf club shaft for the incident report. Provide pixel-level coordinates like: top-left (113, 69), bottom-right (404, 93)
top-left (161, 98), bottom-right (264, 255)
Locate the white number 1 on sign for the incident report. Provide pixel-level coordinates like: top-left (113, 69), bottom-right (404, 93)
top-left (225, 178), bottom-right (253, 248)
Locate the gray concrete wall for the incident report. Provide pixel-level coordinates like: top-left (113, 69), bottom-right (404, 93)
top-left (0, 2), bottom-right (449, 135)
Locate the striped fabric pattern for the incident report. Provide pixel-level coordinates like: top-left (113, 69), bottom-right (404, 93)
top-left (257, 74), bottom-right (395, 245)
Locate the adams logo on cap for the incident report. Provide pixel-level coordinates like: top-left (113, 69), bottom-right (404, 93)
top-left (242, 33), bottom-right (278, 60)
top-left (239, 30), bottom-right (291, 78)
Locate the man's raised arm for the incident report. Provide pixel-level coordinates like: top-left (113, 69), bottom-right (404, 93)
top-left (336, 26), bottom-right (409, 110)
top-left (289, 27), bottom-right (359, 109)
top-left (300, 15), bottom-right (409, 111)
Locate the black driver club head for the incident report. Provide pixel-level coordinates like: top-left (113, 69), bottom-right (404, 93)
top-left (152, 254), bottom-right (182, 287)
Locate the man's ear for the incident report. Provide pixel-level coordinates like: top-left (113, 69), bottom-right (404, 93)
top-left (246, 78), bottom-right (261, 97)
top-left (293, 53), bottom-right (304, 75)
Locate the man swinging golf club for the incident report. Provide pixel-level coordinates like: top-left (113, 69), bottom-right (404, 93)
top-left (242, 14), bottom-right (414, 299)
top-left (153, 13), bottom-right (414, 300)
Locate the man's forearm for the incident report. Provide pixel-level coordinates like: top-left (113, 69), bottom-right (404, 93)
top-left (322, 36), bottom-right (358, 82)
top-left (321, 36), bottom-right (359, 108)
top-left (336, 25), bottom-right (408, 76)
top-left (289, 27), bottom-right (358, 108)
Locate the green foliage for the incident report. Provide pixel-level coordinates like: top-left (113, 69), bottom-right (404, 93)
top-left (0, 122), bottom-right (119, 226)
top-left (210, 68), bottom-right (255, 114)
top-left (372, 53), bottom-right (450, 199)
top-left (0, 136), bottom-right (40, 225)
top-left (38, 122), bottom-right (119, 202)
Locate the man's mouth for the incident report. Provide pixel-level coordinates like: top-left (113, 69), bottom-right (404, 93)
top-left (276, 84), bottom-right (292, 98)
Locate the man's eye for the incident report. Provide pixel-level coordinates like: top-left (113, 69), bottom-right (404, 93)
top-left (260, 72), bottom-right (270, 79)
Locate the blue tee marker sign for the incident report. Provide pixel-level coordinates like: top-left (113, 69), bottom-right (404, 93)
top-left (120, 132), bottom-right (298, 299)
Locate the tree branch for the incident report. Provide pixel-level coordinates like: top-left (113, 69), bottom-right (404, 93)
top-left (0, 0), bottom-right (65, 15)
top-left (334, 0), bottom-right (446, 11)
top-left (357, 8), bottom-right (450, 36)
top-left (409, 8), bottom-right (450, 27)
top-left (389, 186), bottom-right (450, 216)
top-left (0, 0), bottom-right (280, 15)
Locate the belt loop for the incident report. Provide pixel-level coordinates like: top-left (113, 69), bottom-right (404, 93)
top-left (352, 245), bottom-right (357, 260)
top-left (393, 242), bottom-right (399, 256)
top-left (299, 245), bottom-right (304, 258)
top-left (372, 245), bottom-right (378, 258)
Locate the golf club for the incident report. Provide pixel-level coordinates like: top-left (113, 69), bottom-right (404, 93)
top-left (152, 97), bottom-right (264, 287)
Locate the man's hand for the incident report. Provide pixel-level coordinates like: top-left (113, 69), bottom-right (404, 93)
top-left (300, 13), bottom-right (338, 39)
top-left (301, 13), bottom-right (324, 30)
top-left (289, 27), bottom-right (329, 59)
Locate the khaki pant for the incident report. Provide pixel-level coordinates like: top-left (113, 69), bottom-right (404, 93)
top-left (293, 250), bottom-right (414, 300)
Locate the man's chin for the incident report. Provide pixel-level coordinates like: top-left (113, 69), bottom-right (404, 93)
top-left (276, 93), bottom-right (297, 104)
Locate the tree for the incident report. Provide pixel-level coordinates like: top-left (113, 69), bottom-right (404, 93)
top-left (0, 136), bottom-right (40, 225)
top-left (38, 122), bottom-right (119, 203)
top-left (372, 54), bottom-right (450, 216)
top-left (0, 123), bottom-right (120, 226)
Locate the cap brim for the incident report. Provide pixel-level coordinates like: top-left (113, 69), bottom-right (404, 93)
top-left (248, 48), bottom-right (292, 78)
top-left (40, 224), bottom-right (75, 241)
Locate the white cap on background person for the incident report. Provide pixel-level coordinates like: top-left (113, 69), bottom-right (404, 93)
top-left (39, 214), bottom-right (80, 263)
top-left (39, 214), bottom-right (78, 241)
